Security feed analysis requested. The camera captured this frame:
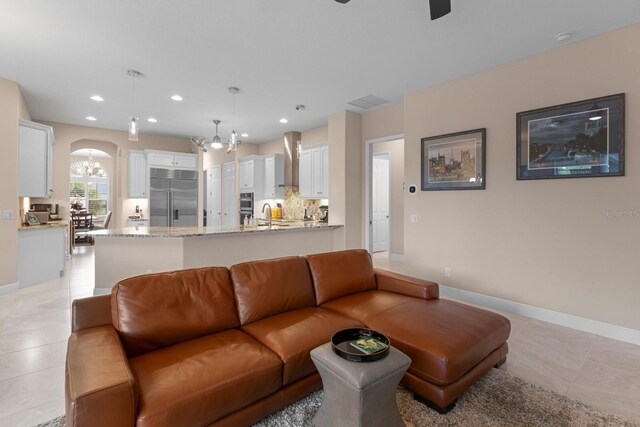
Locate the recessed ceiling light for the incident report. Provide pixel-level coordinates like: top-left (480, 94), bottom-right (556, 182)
top-left (147, 117), bottom-right (158, 123)
top-left (90, 95), bottom-right (104, 102)
top-left (589, 116), bottom-right (602, 121)
top-left (241, 133), bottom-right (248, 138)
top-left (171, 95), bottom-right (183, 101)
top-left (85, 116), bottom-right (97, 121)
top-left (280, 118), bottom-right (288, 124)
top-left (555, 32), bottom-right (572, 42)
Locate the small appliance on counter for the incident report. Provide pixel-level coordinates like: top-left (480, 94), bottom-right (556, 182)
top-left (28, 203), bottom-right (61, 223)
top-left (318, 205), bottom-right (329, 223)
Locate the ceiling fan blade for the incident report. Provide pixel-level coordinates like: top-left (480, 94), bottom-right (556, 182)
top-left (429, 0), bottom-right (451, 20)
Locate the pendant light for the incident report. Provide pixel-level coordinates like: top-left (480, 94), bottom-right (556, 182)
top-left (227, 87), bottom-right (240, 153)
top-left (211, 120), bottom-right (223, 149)
top-left (127, 70), bottom-right (142, 141)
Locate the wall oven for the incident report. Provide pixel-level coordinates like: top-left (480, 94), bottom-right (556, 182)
top-left (239, 192), bottom-right (254, 224)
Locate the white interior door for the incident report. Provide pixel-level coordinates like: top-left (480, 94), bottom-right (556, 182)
top-left (223, 162), bottom-right (236, 227)
top-left (207, 165), bottom-right (222, 227)
top-left (372, 154), bottom-right (390, 253)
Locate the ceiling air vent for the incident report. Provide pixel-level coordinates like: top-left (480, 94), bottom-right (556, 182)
top-left (347, 95), bottom-right (390, 110)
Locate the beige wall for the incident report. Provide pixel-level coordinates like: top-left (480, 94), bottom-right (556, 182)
top-left (258, 138), bottom-right (284, 156)
top-left (362, 103), bottom-right (404, 142)
top-left (372, 139), bottom-right (404, 255)
top-left (39, 122), bottom-right (194, 229)
top-left (403, 23), bottom-right (640, 330)
top-left (302, 126), bottom-right (328, 147)
top-left (328, 111), bottom-right (362, 248)
top-left (0, 78), bottom-right (30, 288)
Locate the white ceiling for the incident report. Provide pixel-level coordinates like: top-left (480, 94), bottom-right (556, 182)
top-left (71, 149), bottom-right (111, 158)
top-left (2, 1), bottom-right (640, 145)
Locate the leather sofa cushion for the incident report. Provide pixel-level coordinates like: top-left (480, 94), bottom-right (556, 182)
top-left (306, 249), bottom-right (376, 304)
top-left (241, 307), bottom-right (364, 385)
top-left (369, 299), bottom-right (511, 385)
top-left (129, 329), bottom-right (282, 427)
top-left (320, 290), bottom-right (418, 324)
top-left (231, 256), bottom-right (316, 325)
top-left (112, 267), bottom-right (239, 357)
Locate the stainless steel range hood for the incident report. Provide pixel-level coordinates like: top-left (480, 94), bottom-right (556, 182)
top-left (283, 131), bottom-right (301, 187)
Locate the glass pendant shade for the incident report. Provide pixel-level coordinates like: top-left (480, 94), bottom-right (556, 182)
top-left (211, 136), bottom-right (223, 149)
top-left (129, 117), bottom-right (139, 142)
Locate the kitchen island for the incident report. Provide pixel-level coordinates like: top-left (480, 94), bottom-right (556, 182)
top-left (92, 222), bottom-right (344, 295)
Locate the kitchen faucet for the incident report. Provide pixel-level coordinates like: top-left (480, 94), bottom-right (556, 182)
top-left (262, 203), bottom-right (272, 228)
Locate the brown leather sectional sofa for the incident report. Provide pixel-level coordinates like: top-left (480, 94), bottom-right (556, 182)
top-left (65, 249), bottom-right (510, 427)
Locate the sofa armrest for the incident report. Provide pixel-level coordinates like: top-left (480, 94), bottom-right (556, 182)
top-left (66, 325), bottom-right (138, 427)
top-left (72, 294), bottom-right (112, 333)
top-left (374, 269), bottom-right (439, 300)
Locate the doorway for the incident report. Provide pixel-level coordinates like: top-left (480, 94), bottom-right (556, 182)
top-left (365, 135), bottom-right (404, 259)
top-left (372, 153), bottom-right (390, 253)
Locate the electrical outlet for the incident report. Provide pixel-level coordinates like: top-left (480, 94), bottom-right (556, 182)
top-left (410, 214), bottom-right (418, 223)
top-left (444, 267), bottom-right (452, 277)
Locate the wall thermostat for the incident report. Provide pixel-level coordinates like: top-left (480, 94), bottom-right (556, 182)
top-left (408, 185), bottom-right (417, 194)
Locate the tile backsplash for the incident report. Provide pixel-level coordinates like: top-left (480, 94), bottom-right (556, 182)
top-left (283, 187), bottom-right (322, 220)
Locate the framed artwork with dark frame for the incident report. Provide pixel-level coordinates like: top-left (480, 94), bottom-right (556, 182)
top-left (421, 128), bottom-right (486, 191)
top-left (516, 93), bottom-right (625, 180)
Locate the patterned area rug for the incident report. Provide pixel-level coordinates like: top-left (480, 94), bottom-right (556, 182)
top-left (37, 369), bottom-right (638, 427)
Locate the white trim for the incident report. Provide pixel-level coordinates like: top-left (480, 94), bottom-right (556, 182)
top-left (389, 253), bottom-right (405, 262)
top-left (0, 282), bottom-right (19, 296)
top-left (93, 287), bottom-right (111, 296)
top-left (364, 134), bottom-right (404, 254)
top-left (439, 285), bottom-right (640, 346)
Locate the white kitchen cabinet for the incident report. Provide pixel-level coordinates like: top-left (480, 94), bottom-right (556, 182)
top-left (19, 120), bottom-right (54, 198)
top-left (146, 151), bottom-right (197, 169)
top-left (128, 150), bottom-right (147, 198)
top-left (238, 156), bottom-right (265, 195)
top-left (299, 149), bottom-right (312, 198)
top-left (18, 226), bottom-right (66, 288)
top-left (264, 154), bottom-right (284, 199)
top-left (299, 144), bottom-right (328, 198)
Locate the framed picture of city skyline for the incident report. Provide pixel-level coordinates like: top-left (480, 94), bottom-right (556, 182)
top-left (516, 93), bottom-right (625, 180)
top-left (421, 128), bottom-right (486, 191)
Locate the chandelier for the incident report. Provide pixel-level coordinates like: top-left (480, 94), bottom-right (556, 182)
top-left (71, 150), bottom-right (106, 177)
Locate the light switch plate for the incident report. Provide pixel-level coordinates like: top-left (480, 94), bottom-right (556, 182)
top-left (410, 214), bottom-right (418, 223)
top-left (2, 210), bottom-right (14, 220)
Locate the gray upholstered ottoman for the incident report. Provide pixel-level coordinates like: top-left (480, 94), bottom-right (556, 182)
top-left (310, 342), bottom-right (411, 427)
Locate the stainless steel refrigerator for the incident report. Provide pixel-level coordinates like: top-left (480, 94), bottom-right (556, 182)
top-left (150, 168), bottom-right (198, 227)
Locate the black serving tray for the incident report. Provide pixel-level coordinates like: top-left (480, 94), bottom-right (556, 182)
top-left (331, 328), bottom-right (390, 362)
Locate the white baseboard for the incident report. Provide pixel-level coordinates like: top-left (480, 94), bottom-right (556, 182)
top-left (0, 282), bottom-right (18, 296)
top-left (389, 253), bottom-right (405, 262)
top-left (439, 285), bottom-right (640, 346)
top-left (93, 288), bottom-right (110, 296)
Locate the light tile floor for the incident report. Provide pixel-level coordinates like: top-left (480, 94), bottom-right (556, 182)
top-left (0, 249), bottom-right (638, 426)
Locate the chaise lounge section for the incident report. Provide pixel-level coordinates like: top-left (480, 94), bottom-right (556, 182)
top-left (65, 249), bottom-right (510, 426)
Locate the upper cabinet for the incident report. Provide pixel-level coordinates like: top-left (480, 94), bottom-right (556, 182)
top-left (19, 120), bottom-right (54, 198)
top-left (128, 150), bottom-right (146, 198)
top-left (299, 144), bottom-right (329, 198)
top-left (238, 155), bottom-right (265, 195)
top-left (147, 150), bottom-right (197, 169)
top-left (264, 154), bottom-right (284, 199)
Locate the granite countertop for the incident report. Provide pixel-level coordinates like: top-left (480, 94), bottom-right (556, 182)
top-left (91, 221), bottom-right (342, 238)
top-left (18, 221), bottom-right (68, 231)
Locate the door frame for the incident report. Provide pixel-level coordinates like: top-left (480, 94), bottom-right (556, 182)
top-left (364, 133), bottom-right (404, 255)
top-left (371, 152), bottom-right (391, 253)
